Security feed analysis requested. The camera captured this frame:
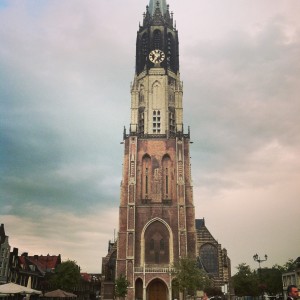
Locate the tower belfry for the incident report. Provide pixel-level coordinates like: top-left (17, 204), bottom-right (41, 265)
top-left (115, 1), bottom-right (196, 299)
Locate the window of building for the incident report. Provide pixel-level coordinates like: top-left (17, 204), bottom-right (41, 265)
top-left (167, 33), bottom-right (175, 70)
top-left (169, 111), bottom-right (175, 134)
top-left (200, 244), bottom-right (219, 274)
top-left (153, 110), bottom-right (161, 133)
top-left (139, 111), bottom-right (144, 134)
top-left (150, 239), bottom-right (155, 251)
top-left (160, 239), bottom-right (165, 251)
top-left (144, 221), bottom-right (170, 265)
top-left (142, 155), bottom-right (151, 199)
top-left (153, 30), bottom-right (162, 49)
top-left (162, 155), bottom-right (171, 199)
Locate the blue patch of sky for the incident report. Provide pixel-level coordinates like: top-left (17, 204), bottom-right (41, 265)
top-left (25, 0), bottom-right (50, 18)
top-left (0, 0), bottom-right (50, 15)
top-left (0, 0), bottom-right (8, 9)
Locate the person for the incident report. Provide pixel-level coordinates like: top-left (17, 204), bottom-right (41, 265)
top-left (287, 285), bottom-right (299, 300)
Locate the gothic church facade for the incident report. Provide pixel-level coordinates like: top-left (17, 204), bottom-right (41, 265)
top-left (102, 1), bottom-right (230, 299)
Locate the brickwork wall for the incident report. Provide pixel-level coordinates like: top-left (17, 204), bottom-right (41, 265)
top-left (116, 136), bottom-right (197, 298)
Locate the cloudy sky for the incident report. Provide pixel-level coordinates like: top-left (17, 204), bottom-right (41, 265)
top-left (1, 0), bottom-right (300, 274)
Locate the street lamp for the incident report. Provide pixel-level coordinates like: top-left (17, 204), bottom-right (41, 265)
top-left (253, 253), bottom-right (268, 269)
top-left (253, 253), bottom-right (268, 299)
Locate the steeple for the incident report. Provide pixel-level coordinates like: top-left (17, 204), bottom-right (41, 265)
top-left (136, 1), bottom-right (178, 76)
top-left (131, 0), bottom-right (183, 137)
top-left (112, 2), bottom-right (196, 300)
top-left (148, 0), bottom-right (167, 16)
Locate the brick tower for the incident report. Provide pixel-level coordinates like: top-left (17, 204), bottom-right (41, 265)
top-left (116, 1), bottom-right (197, 299)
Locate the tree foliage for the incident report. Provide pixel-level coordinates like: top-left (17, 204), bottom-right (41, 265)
top-left (232, 260), bottom-right (294, 297)
top-left (260, 267), bottom-right (282, 295)
top-left (173, 257), bottom-right (211, 298)
top-left (115, 274), bottom-right (129, 299)
top-left (49, 260), bottom-right (81, 292)
top-left (232, 263), bottom-right (259, 297)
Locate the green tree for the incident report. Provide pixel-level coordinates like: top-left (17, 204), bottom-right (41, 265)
top-left (115, 274), bottom-right (129, 300)
top-left (232, 263), bottom-right (259, 297)
top-left (259, 267), bottom-right (282, 295)
top-left (204, 287), bottom-right (223, 297)
top-left (173, 257), bottom-right (211, 299)
top-left (49, 260), bottom-right (81, 292)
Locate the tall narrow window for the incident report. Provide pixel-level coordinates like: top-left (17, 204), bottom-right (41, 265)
top-left (200, 244), bottom-right (219, 274)
top-left (167, 33), bottom-right (175, 70)
top-left (169, 110), bottom-right (175, 134)
top-left (165, 168), bottom-right (169, 195)
top-left (145, 168), bottom-right (148, 195)
top-left (139, 110), bottom-right (144, 134)
top-left (162, 155), bottom-right (171, 199)
top-left (153, 30), bottom-right (161, 49)
top-left (142, 34), bottom-right (148, 58)
top-left (153, 110), bottom-right (161, 133)
top-left (142, 155), bottom-right (151, 200)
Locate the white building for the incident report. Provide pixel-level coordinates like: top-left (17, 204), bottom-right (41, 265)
top-left (282, 257), bottom-right (300, 299)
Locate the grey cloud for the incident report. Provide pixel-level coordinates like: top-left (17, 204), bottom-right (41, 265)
top-left (1, 0), bottom-right (300, 272)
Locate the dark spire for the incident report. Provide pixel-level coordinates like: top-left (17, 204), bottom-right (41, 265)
top-left (148, 0), bottom-right (167, 16)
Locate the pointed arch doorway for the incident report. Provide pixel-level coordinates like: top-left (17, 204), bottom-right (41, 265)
top-left (147, 279), bottom-right (168, 300)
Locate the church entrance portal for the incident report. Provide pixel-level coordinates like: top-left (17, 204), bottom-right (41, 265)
top-left (147, 279), bottom-right (168, 300)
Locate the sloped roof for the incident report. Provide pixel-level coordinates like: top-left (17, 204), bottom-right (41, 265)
top-left (19, 254), bottom-right (61, 274)
top-left (195, 218), bottom-right (205, 230)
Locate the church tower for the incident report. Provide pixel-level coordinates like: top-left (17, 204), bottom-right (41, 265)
top-left (116, 1), bottom-right (197, 299)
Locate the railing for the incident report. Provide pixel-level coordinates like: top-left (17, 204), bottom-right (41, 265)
top-left (123, 127), bottom-right (191, 140)
top-left (135, 266), bottom-right (175, 273)
top-left (141, 199), bottom-right (172, 206)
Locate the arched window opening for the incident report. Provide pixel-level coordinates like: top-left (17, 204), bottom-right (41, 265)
top-left (144, 221), bottom-right (170, 265)
top-left (153, 30), bottom-right (162, 49)
top-left (139, 85), bottom-right (145, 103)
top-left (167, 33), bottom-right (175, 70)
top-left (142, 33), bottom-right (148, 57)
top-left (200, 244), bottom-right (219, 274)
top-left (135, 278), bottom-right (143, 300)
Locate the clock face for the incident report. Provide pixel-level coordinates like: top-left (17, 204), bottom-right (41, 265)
top-left (149, 49), bottom-right (165, 64)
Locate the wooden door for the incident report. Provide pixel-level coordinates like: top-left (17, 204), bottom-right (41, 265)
top-left (148, 280), bottom-right (167, 300)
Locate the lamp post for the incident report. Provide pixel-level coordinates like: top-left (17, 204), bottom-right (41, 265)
top-left (253, 254), bottom-right (268, 269)
top-left (253, 254), bottom-right (268, 300)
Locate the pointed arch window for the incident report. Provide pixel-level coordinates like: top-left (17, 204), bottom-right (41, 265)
top-left (144, 221), bottom-right (170, 265)
top-left (153, 30), bottom-right (162, 49)
top-left (167, 33), bottom-right (175, 70)
top-left (200, 244), bottom-right (219, 274)
top-left (142, 33), bottom-right (148, 57)
top-left (139, 33), bottom-right (148, 72)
